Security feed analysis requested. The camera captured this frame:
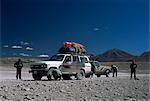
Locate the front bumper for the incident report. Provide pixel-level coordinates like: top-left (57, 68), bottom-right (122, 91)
top-left (29, 69), bottom-right (48, 76)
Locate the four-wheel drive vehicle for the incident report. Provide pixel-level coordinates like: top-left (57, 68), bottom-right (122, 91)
top-left (29, 54), bottom-right (92, 80)
top-left (90, 61), bottom-right (112, 77)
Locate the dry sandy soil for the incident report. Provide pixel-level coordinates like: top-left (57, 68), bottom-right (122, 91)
top-left (0, 76), bottom-right (149, 101)
top-left (0, 61), bottom-right (149, 101)
top-left (0, 67), bottom-right (150, 101)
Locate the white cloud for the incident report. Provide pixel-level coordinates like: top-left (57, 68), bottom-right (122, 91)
top-left (11, 45), bottom-right (23, 49)
top-left (38, 54), bottom-right (49, 58)
top-left (26, 47), bottom-right (33, 51)
top-left (19, 53), bottom-right (30, 57)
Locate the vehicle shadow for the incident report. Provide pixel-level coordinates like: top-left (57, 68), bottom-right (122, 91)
top-left (23, 79), bottom-right (64, 81)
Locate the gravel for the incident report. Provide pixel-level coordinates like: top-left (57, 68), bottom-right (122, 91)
top-left (0, 76), bottom-right (149, 101)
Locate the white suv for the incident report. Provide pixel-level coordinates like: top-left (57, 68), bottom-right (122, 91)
top-left (29, 54), bottom-right (92, 80)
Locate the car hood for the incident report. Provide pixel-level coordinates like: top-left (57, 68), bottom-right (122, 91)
top-left (32, 61), bottom-right (63, 68)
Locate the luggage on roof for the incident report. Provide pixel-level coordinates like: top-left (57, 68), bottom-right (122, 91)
top-left (58, 42), bottom-right (86, 54)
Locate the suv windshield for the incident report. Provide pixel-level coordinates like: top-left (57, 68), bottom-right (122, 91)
top-left (49, 55), bottom-right (64, 61)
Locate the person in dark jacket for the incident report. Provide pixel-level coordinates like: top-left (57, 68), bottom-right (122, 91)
top-left (130, 60), bottom-right (138, 80)
top-left (111, 65), bottom-right (118, 77)
top-left (14, 59), bottom-right (23, 80)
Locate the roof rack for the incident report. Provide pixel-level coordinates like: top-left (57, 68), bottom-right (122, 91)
top-left (57, 52), bottom-right (89, 56)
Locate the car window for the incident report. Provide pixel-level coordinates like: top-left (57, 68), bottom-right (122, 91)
top-left (80, 57), bottom-right (88, 63)
top-left (73, 56), bottom-right (79, 63)
top-left (64, 56), bottom-right (71, 63)
top-left (49, 55), bottom-right (64, 61)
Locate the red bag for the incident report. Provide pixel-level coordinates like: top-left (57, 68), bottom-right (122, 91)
top-left (64, 42), bottom-right (72, 48)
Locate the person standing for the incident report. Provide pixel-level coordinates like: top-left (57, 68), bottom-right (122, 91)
top-left (14, 59), bottom-right (23, 80)
top-left (130, 60), bottom-right (138, 80)
top-left (111, 65), bottom-right (118, 77)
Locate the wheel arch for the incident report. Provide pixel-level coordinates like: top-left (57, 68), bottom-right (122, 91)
top-left (49, 66), bottom-right (58, 70)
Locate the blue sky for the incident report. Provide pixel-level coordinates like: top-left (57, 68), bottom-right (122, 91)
top-left (1, 0), bottom-right (149, 57)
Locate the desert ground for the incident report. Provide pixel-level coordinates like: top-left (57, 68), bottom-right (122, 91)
top-left (0, 61), bottom-right (149, 101)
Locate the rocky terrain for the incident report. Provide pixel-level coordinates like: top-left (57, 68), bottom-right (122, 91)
top-left (0, 56), bottom-right (149, 101)
top-left (0, 76), bottom-right (149, 101)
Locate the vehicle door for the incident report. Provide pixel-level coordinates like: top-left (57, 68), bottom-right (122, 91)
top-left (62, 55), bottom-right (81, 73)
top-left (61, 55), bottom-right (73, 73)
top-left (71, 55), bottom-right (83, 72)
top-left (80, 56), bottom-right (91, 73)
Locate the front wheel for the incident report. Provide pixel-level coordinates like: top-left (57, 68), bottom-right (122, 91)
top-left (47, 69), bottom-right (62, 80)
top-left (76, 70), bottom-right (85, 80)
top-left (32, 74), bottom-right (42, 80)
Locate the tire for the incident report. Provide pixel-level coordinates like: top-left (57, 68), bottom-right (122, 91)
top-left (47, 69), bottom-right (62, 80)
top-left (62, 74), bottom-right (71, 80)
top-left (32, 74), bottom-right (42, 80)
top-left (76, 70), bottom-right (85, 80)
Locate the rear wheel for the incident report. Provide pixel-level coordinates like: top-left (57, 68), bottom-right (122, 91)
top-left (76, 70), bottom-right (85, 80)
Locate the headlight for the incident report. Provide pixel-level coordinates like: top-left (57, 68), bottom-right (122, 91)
top-left (41, 64), bottom-right (47, 68)
top-left (44, 64), bottom-right (47, 67)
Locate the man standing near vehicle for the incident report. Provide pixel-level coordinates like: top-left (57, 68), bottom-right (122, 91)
top-left (111, 65), bottom-right (118, 77)
top-left (14, 59), bottom-right (23, 80)
top-left (130, 60), bottom-right (138, 80)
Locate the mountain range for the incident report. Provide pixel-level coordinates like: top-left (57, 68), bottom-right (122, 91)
top-left (1, 42), bottom-right (150, 62)
top-left (94, 49), bottom-right (150, 62)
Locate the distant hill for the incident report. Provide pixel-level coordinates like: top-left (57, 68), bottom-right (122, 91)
top-left (95, 49), bottom-right (149, 62)
top-left (0, 57), bottom-right (41, 64)
top-left (135, 51), bottom-right (150, 62)
top-left (140, 51), bottom-right (150, 57)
